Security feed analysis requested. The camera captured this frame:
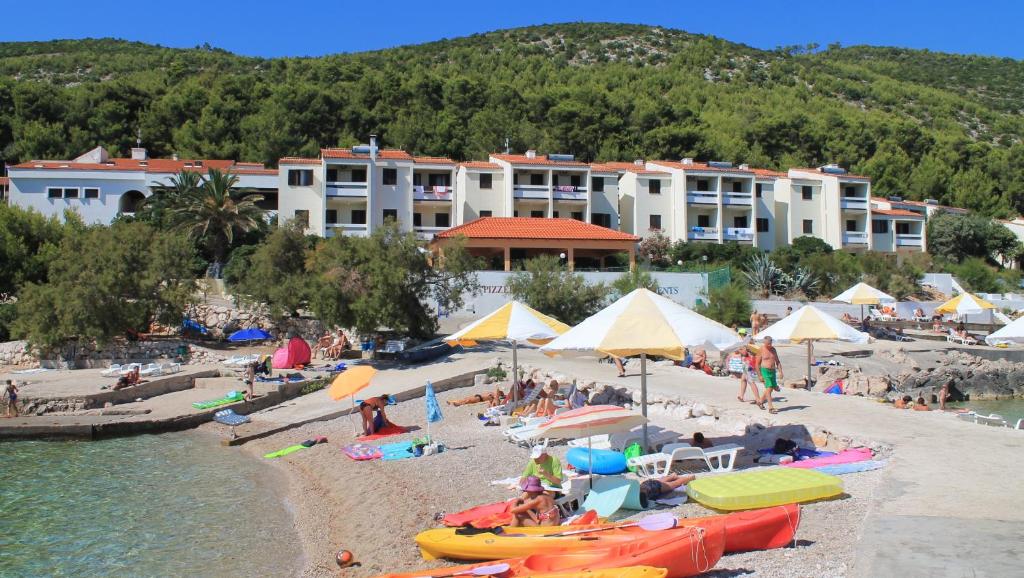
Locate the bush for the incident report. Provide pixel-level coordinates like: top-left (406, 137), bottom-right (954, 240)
top-left (611, 268), bottom-right (659, 297)
top-left (506, 255), bottom-right (609, 325)
top-left (695, 282), bottom-right (752, 327)
top-left (949, 257), bottom-right (1000, 293)
top-left (638, 232), bottom-right (671, 268)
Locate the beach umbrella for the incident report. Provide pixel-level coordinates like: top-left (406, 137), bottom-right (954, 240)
top-left (446, 301), bottom-right (570, 402)
top-left (934, 292), bottom-right (996, 317)
top-left (755, 305), bottom-right (871, 387)
top-left (227, 328), bottom-right (273, 342)
top-left (329, 365), bottom-right (379, 435)
top-left (540, 288), bottom-right (742, 450)
top-left (424, 380), bottom-right (444, 442)
top-left (985, 315), bottom-right (1024, 346)
top-left (832, 282), bottom-right (896, 322)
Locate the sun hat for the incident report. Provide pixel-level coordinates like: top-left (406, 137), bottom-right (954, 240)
top-left (738, 328), bottom-right (748, 335)
top-left (530, 445), bottom-right (546, 459)
top-left (520, 476), bottom-right (544, 493)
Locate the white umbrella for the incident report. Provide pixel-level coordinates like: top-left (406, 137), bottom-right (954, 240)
top-left (832, 282), bottom-right (896, 321)
top-left (755, 305), bottom-right (871, 387)
top-left (541, 288), bottom-right (742, 450)
top-left (985, 315), bottom-right (1024, 346)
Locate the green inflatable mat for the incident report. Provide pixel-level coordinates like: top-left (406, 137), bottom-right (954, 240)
top-left (264, 444), bottom-right (308, 459)
top-left (192, 391), bottom-right (245, 410)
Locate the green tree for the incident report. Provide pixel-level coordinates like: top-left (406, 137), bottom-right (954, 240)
top-left (949, 257), bottom-right (1000, 293)
top-left (695, 282), bottom-right (752, 327)
top-left (138, 169), bottom-right (202, 228)
top-left (506, 255), bottom-right (608, 325)
top-left (231, 220), bottom-right (316, 319)
top-left (926, 212), bottom-right (1019, 263)
top-left (611, 267), bottom-right (659, 297)
top-left (170, 168), bottom-right (265, 264)
top-left (0, 204), bottom-right (67, 296)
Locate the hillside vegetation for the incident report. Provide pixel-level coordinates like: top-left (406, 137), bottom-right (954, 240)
top-left (1, 23), bottom-right (1022, 216)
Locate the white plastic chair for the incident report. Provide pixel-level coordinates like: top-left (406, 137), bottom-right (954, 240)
top-left (161, 362), bottom-right (181, 374)
top-left (101, 364), bottom-right (123, 377)
top-left (1014, 419), bottom-right (1023, 430)
top-left (702, 444), bottom-right (744, 473)
top-left (629, 443), bottom-right (708, 478)
top-left (139, 363), bottom-right (163, 377)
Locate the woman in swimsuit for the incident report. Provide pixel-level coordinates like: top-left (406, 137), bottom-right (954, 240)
top-left (359, 394), bottom-right (395, 435)
top-left (509, 476), bottom-right (559, 527)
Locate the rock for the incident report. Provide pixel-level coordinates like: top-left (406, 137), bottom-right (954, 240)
top-left (474, 374), bottom-right (488, 387)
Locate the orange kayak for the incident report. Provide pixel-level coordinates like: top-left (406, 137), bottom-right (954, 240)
top-left (416, 504), bottom-right (798, 560)
top-left (379, 519), bottom-right (726, 578)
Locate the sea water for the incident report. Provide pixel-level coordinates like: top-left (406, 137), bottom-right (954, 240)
top-left (949, 398), bottom-right (1024, 425)
top-left (0, 433), bottom-right (299, 577)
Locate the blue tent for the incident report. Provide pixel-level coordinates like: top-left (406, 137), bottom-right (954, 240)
top-left (182, 318), bottom-right (210, 335)
top-left (228, 328), bottom-right (273, 342)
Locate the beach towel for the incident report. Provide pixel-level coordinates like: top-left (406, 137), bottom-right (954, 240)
top-left (580, 475), bottom-right (644, 518)
top-left (654, 494), bottom-right (689, 507)
top-left (379, 441), bottom-right (416, 461)
top-left (357, 424), bottom-right (409, 441)
top-left (815, 460), bottom-right (887, 476)
top-left (264, 444), bottom-right (308, 459)
top-left (343, 443), bottom-right (383, 461)
top-left (785, 447), bottom-right (872, 469)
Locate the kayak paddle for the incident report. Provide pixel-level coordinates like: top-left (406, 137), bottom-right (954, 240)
top-left (544, 512), bottom-right (677, 537)
top-left (415, 562), bottom-right (511, 578)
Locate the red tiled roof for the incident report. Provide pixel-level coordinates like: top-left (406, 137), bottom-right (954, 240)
top-left (591, 161), bottom-right (644, 173)
top-left (10, 158), bottom-right (268, 174)
top-left (490, 153), bottom-right (588, 167)
top-left (413, 156), bottom-right (456, 165)
top-left (871, 196), bottom-right (969, 213)
top-left (280, 157), bottom-right (321, 165)
top-left (436, 217), bottom-right (639, 241)
top-left (321, 148), bottom-right (413, 161)
top-left (750, 167), bottom-right (786, 178)
top-left (460, 161), bottom-right (501, 170)
top-left (873, 208), bottom-right (925, 218)
top-left (649, 160), bottom-right (754, 174)
top-left (0, 176), bottom-right (8, 186)
top-left (791, 167), bottom-right (871, 180)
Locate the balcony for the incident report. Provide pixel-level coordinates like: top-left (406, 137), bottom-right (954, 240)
top-left (514, 184), bottom-right (549, 200)
top-left (414, 186), bottom-right (452, 201)
top-left (896, 234), bottom-right (924, 247)
top-left (553, 185), bottom-right (588, 201)
top-left (414, 226), bottom-right (448, 240)
top-left (326, 182), bottom-right (368, 197)
top-left (326, 223), bottom-right (369, 237)
top-left (722, 192), bottom-right (753, 206)
top-left (688, 227), bottom-right (719, 241)
top-left (687, 191), bottom-right (718, 204)
top-left (724, 228), bottom-right (754, 241)
top-left (843, 231), bottom-right (869, 245)
top-left (840, 197), bottom-right (869, 210)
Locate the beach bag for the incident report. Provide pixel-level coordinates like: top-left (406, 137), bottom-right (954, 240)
top-left (623, 442), bottom-right (643, 473)
top-left (727, 356), bottom-right (744, 374)
top-left (773, 438), bottom-right (798, 456)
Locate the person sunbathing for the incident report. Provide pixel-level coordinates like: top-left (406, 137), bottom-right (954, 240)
top-left (639, 473), bottom-right (695, 504)
top-left (533, 382), bottom-right (560, 417)
top-left (913, 396), bottom-right (930, 411)
top-left (688, 348), bottom-right (712, 374)
top-left (841, 312), bottom-right (857, 323)
top-left (448, 391), bottom-right (502, 407)
top-left (893, 395), bottom-right (912, 409)
top-left (691, 432), bottom-right (712, 449)
top-left (509, 476), bottom-right (559, 527)
top-left (360, 394), bottom-right (396, 435)
top-left (315, 332), bottom-right (332, 358)
top-left (326, 330), bottom-right (349, 359)
top-left (913, 307), bottom-right (926, 319)
top-left (569, 384), bottom-right (590, 409)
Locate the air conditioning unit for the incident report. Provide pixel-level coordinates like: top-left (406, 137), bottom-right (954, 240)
top-left (525, 150), bottom-right (537, 159)
top-left (819, 164), bottom-right (847, 175)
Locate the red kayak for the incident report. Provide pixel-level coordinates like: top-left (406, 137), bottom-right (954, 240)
top-left (377, 519), bottom-right (726, 578)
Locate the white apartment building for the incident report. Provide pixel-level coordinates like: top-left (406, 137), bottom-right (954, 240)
top-left (6, 146), bottom-right (278, 224)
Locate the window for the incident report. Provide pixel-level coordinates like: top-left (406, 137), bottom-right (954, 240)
top-left (435, 213), bottom-right (450, 228)
top-left (896, 222), bottom-right (911, 235)
top-left (530, 210), bottom-right (544, 218)
top-left (649, 214), bottom-right (662, 230)
top-left (732, 181), bottom-right (742, 193)
top-left (382, 168), bottom-right (397, 186)
top-left (413, 173), bottom-right (422, 186)
top-left (62, 187), bottom-right (79, 199)
top-left (571, 211), bottom-right (584, 221)
top-left (756, 217), bottom-right (770, 233)
top-left (513, 174), bottom-right (519, 185)
top-left (755, 183), bottom-right (763, 198)
top-left (844, 186), bottom-right (855, 197)
top-left (327, 168), bottom-right (339, 182)
top-left (47, 188), bottom-right (62, 199)
top-left (413, 213), bottom-right (422, 227)
top-left (846, 219), bottom-right (857, 232)
top-left (326, 209), bottom-right (338, 224)
top-left (552, 211), bottom-right (559, 218)
top-left (428, 173), bottom-right (450, 187)
top-left (83, 188), bottom-right (100, 199)
top-left (872, 220), bottom-right (889, 234)
top-left (591, 177), bottom-right (604, 192)
top-left (288, 169), bottom-right (313, 186)
top-left (570, 174), bottom-right (581, 187)
top-left (294, 210), bottom-right (309, 227)
top-left (351, 168), bottom-right (367, 183)
top-left (530, 173), bottom-right (544, 186)
top-left (697, 214), bottom-right (711, 228)
top-left (801, 185), bottom-right (813, 200)
top-left (649, 180), bottom-right (661, 195)
top-left (480, 173), bottom-right (492, 189)
top-left (592, 213), bottom-right (611, 228)
top-left (697, 180), bottom-right (709, 191)
top-left (733, 216), bottom-right (748, 228)
top-left (480, 210), bottom-right (493, 218)
top-left (382, 209), bottom-right (398, 222)
top-left (351, 209), bottom-right (367, 224)
top-left (802, 219), bottom-right (813, 234)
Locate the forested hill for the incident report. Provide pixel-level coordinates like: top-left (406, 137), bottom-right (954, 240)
top-left (1, 23), bottom-right (1022, 216)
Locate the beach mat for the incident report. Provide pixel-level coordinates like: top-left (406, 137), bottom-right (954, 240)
top-left (380, 441), bottom-right (416, 461)
top-left (343, 443), bottom-right (383, 461)
top-left (265, 444), bottom-right (308, 459)
top-left (192, 391), bottom-right (244, 410)
top-left (815, 460), bottom-right (887, 476)
top-left (357, 424), bottom-right (410, 441)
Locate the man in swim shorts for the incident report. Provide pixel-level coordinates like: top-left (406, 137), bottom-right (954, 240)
top-left (757, 336), bottom-right (784, 414)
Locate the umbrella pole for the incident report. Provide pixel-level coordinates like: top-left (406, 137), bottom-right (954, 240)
top-left (641, 353), bottom-right (649, 453)
top-left (350, 395), bottom-right (358, 436)
top-left (512, 339), bottom-right (519, 404)
top-left (807, 340), bottom-right (813, 389)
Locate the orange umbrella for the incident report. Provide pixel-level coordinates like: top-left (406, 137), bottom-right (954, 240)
top-left (329, 365), bottom-right (378, 401)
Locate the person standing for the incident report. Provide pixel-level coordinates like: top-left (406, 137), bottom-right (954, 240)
top-left (750, 310), bottom-right (761, 335)
top-left (757, 336), bottom-right (784, 414)
top-left (4, 380), bottom-right (19, 418)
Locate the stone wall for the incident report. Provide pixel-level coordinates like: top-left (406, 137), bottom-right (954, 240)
top-left (187, 301), bottom-right (325, 342)
top-left (0, 339), bottom-right (223, 369)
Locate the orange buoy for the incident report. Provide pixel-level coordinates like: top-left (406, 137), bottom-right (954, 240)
top-left (336, 549), bottom-right (354, 568)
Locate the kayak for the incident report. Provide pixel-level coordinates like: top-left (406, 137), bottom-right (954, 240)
top-left (416, 504), bottom-right (798, 560)
top-left (381, 520), bottom-right (725, 578)
top-left (380, 567), bottom-right (665, 578)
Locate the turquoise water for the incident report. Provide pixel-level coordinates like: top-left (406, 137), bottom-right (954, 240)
top-left (0, 433), bottom-right (299, 577)
top-left (949, 399), bottom-right (1024, 425)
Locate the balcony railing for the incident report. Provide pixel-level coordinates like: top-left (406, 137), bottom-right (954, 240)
top-left (414, 226), bottom-right (448, 240)
top-left (840, 197), bottom-right (869, 210)
top-left (553, 185), bottom-right (587, 201)
top-left (722, 192), bottom-right (753, 206)
top-left (896, 234), bottom-right (924, 247)
top-left (326, 223), bottom-right (369, 237)
top-left (326, 182), bottom-right (368, 197)
top-left (688, 227), bottom-right (719, 240)
top-left (513, 184), bottom-right (549, 199)
top-left (413, 186), bottom-right (452, 201)
top-left (723, 227), bottom-right (754, 241)
top-left (687, 191), bottom-right (718, 204)
top-left (843, 231), bottom-right (869, 244)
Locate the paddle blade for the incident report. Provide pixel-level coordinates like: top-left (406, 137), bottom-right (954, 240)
top-left (637, 512), bottom-right (678, 531)
top-left (462, 563), bottom-right (511, 576)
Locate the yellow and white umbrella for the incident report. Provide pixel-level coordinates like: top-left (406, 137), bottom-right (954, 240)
top-left (541, 288), bottom-right (742, 449)
top-left (934, 293), bottom-right (996, 317)
top-left (446, 301), bottom-right (570, 400)
top-left (755, 305), bottom-right (870, 387)
top-left (832, 282), bottom-right (896, 321)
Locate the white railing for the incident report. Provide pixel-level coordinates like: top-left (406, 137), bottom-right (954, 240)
top-left (414, 226), bottom-right (448, 240)
top-left (843, 231), bottom-right (869, 244)
top-left (553, 186), bottom-right (588, 201)
top-left (687, 191), bottom-right (718, 204)
top-left (840, 197), bottom-right (868, 210)
top-left (326, 223), bottom-right (369, 237)
top-left (326, 182), bottom-right (368, 197)
top-left (723, 228), bottom-right (754, 241)
top-left (722, 192), bottom-right (753, 206)
top-left (413, 187), bottom-right (452, 201)
top-left (688, 227), bottom-right (719, 240)
top-left (896, 234), bottom-right (924, 247)
top-left (514, 184), bottom-right (549, 199)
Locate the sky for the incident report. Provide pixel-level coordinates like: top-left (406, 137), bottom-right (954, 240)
top-left (3, 0), bottom-right (1022, 60)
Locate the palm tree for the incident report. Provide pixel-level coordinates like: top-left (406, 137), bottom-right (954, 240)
top-left (140, 170), bottom-right (203, 226)
top-left (170, 168), bottom-right (265, 265)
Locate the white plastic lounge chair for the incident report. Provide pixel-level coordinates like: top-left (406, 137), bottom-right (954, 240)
top-left (628, 442), bottom-right (744, 478)
top-left (117, 363), bottom-right (142, 376)
top-left (974, 413), bottom-right (1007, 427)
top-left (223, 354), bottom-right (258, 366)
top-left (160, 362), bottom-right (181, 374)
top-left (568, 425), bottom-right (680, 452)
top-left (1014, 418), bottom-right (1023, 430)
top-left (495, 382), bottom-right (544, 415)
top-left (101, 364), bottom-right (123, 377)
top-left (870, 308), bottom-right (896, 322)
top-left (139, 363), bottom-right (163, 377)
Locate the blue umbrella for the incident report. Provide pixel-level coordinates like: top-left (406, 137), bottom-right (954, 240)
top-left (228, 328), bottom-right (272, 342)
top-left (425, 381), bottom-right (443, 442)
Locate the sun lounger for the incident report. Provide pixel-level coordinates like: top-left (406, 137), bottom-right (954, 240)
top-left (628, 442), bottom-right (744, 478)
top-left (579, 475), bottom-right (644, 518)
top-left (138, 363), bottom-right (163, 377)
top-left (494, 382), bottom-right (544, 415)
top-left (568, 425), bottom-right (680, 452)
top-left (222, 354), bottom-right (258, 366)
top-left (101, 364), bottom-right (124, 377)
top-left (974, 413), bottom-right (1007, 427)
top-left (161, 362), bottom-right (181, 374)
top-left (870, 308), bottom-right (897, 322)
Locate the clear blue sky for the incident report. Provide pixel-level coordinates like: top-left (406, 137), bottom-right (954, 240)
top-left (4, 0), bottom-right (1022, 59)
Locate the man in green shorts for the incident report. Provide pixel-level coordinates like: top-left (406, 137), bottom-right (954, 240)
top-left (757, 336), bottom-right (785, 414)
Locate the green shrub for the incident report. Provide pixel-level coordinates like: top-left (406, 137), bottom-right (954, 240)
top-left (695, 282), bottom-right (752, 327)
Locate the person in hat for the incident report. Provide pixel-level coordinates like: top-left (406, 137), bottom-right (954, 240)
top-left (520, 446), bottom-right (563, 489)
top-left (509, 476), bottom-right (559, 527)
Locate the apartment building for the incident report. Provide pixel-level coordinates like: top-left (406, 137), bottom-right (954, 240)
top-left (868, 196), bottom-right (968, 253)
top-left (6, 146), bottom-right (278, 224)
